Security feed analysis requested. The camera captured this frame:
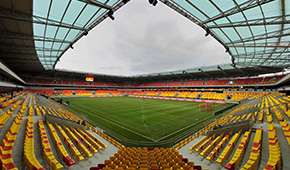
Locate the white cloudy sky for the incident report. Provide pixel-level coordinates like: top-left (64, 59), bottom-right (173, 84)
top-left (56, 0), bottom-right (231, 76)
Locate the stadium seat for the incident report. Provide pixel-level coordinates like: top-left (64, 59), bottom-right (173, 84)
top-left (216, 130), bottom-right (241, 164)
top-left (38, 120), bottom-right (64, 169)
top-left (189, 136), bottom-right (208, 151)
top-left (24, 116), bottom-right (45, 170)
top-left (200, 133), bottom-right (223, 157)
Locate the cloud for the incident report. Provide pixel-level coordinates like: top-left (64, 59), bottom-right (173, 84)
top-left (56, 0), bottom-right (231, 76)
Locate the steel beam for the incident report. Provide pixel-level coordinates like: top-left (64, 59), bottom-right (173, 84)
top-left (0, 43), bottom-right (60, 52)
top-left (0, 31), bottom-right (71, 43)
top-left (203, 0), bottom-right (274, 24)
top-left (207, 15), bottom-right (290, 28)
top-left (0, 7), bottom-right (84, 31)
top-left (76, 0), bottom-right (111, 10)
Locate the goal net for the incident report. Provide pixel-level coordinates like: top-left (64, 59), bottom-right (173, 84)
top-left (199, 103), bottom-right (212, 112)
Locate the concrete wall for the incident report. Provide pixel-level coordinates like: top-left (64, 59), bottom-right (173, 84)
top-left (207, 121), bottom-right (253, 137)
top-left (46, 114), bottom-right (86, 130)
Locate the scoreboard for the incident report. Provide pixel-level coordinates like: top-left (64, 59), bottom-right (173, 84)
top-left (85, 75), bottom-right (94, 82)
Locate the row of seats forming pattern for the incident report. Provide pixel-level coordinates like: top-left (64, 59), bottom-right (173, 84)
top-left (225, 129), bottom-right (252, 169)
top-left (240, 127), bottom-right (262, 170)
top-left (194, 101), bottom-right (257, 136)
top-left (0, 93), bottom-right (22, 108)
top-left (200, 133), bottom-right (224, 157)
top-left (46, 99), bottom-right (83, 122)
top-left (279, 120), bottom-right (290, 146)
top-left (263, 123), bottom-right (281, 170)
top-left (0, 94), bottom-right (27, 129)
top-left (0, 112), bottom-right (23, 170)
top-left (47, 122), bottom-right (76, 166)
top-left (206, 133), bottom-right (231, 161)
top-left (216, 130), bottom-right (242, 165)
top-left (172, 135), bottom-right (197, 150)
top-left (189, 129), bottom-right (251, 167)
top-left (24, 116), bottom-right (45, 170)
top-left (55, 123), bottom-right (85, 162)
top-left (38, 120), bottom-right (64, 170)
top-left (92, 147), bottom-right (205, 170)
top-left (50, 123), bottom-right (107, 163)
top-left (64, 126), bottom-right (94, 158)
top-left (96, 130), bottom-right (124, 149)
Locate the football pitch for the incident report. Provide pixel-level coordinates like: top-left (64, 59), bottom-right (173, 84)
top-left (64, 97), bottom-right (232, 144)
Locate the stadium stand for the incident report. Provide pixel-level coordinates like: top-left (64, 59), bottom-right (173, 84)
top-left (145, 91), bottom-right (162, 96)
top-left (22, 75), bottom-right (286, 90)
top-left (264, 123), bottom-right (281, 170)
top-left (38, 120), bottom-right (64, 169)
top-left (153, 82), bottom-right (167, 87)
top-left (240, 127), bottom-right (262, 170)
top-left (47, 122), bottom-right (76, 166)
top-left (216, 130), bottom-right (241, 164)
top-left (167, 81), bottom-right (184, 87)
top-left (206, 133), bottom-right (231, 161)
top-left (1, 1), bottom-right (290, 169)
top-left (200, 133), bottom-right (223, 157)
top-left (159, 91), bottom-right (179, 97)
top-left (24, 116), bottom-right (45, 170)
top-left (55, 123), bottom-right (85, 162)
top-left (0, 83), bottom-right (290, 170)
top-left (91, 147), bottom-right (205, 170)
top-left (225, 129), bottom-right (252, 169)
top-left (0, 112), bottom-right (23, 170)
top-left (96, 130), bottom-right (124, 149)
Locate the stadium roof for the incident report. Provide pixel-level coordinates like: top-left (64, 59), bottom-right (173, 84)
top-left (0, 0), bottom-right (128, 73)
top-left (162, 0), bottom-right (290, 68)
top-left (0, 0), bottom-right (289, 77)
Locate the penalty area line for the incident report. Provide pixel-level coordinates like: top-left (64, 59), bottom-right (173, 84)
top-left (155, 115), bottom-right (215, 142)
top-left (70, 104), bottom-right (158, 142)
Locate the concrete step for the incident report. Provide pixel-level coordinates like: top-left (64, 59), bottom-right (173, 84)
top-left (33, 116), bottom-right (50, 169)
top-left (257, 123), bottom-right (269, 170)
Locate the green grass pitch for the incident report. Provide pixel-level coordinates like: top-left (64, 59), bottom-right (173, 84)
top-left (63, 97), bottom-right (231, 144)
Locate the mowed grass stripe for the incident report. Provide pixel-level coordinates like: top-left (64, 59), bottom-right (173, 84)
top-left (69, 103), bottom-right (156, 142)
top-left (64, 97), bottom-right (231, 141)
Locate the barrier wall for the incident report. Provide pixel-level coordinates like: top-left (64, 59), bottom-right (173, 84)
top-left (89, 95), bottom-right (123, 97)
top-left (46, 113), bottom-right (86, 130)
top-left (207, 120), bottom-right (252, 137)
top-left (129, 95), bottom-right (228, 104)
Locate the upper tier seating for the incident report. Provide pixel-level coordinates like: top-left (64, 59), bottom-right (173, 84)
top-left (153, 82), bottom-right (167, 87)
top-left (167, 81), bottom-right (183, 86)
top-left (23, 74), bottom-right (286, 88)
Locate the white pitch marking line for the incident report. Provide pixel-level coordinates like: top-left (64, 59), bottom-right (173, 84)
top-left (155, 115), bottom-right (215, 142)
top-left (70, 104), bottom-right (158, 142)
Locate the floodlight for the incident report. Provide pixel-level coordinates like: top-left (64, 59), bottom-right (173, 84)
top-left (69, 44), bottom-right (74, 49)
top-left (205, 28), bottom-right (210, 36)
top-left (83, 30), bottom-right (88, 36)
top-left (108, 9), bottom-right (115, 20)
top-left (225, 47), bottom-right (229, 53)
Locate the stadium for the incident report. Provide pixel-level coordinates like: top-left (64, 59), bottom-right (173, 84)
top-left (0, 0), bottom-right (290, 170)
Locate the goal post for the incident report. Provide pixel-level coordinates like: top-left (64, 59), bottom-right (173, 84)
top-left (199, 103), bottom-right (212, 112)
